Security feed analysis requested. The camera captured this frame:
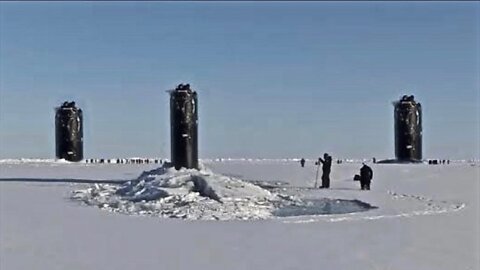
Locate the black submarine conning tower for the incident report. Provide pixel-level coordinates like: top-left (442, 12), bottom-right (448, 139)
top-left (170, 83), bottom-right (198, 170)
top-left (55, 101), bottom-right (83, 162)
top-left (393, 95), bottom-right (422, 162)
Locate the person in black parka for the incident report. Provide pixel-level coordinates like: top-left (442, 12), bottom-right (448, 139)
top-left (359, 163), bottom-right (373, 190)
top-left (318, 153), bottom-right (332, 188)
top-left (300, 158), bottom-right (306, 168)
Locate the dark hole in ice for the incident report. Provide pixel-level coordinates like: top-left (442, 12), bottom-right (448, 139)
top-left (273, 199), bottom-right (377, 217)
top-left (246, 180), bottom-right (290, 189)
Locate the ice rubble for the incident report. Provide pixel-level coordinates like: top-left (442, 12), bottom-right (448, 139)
top-left (72, 164), bottom-right (286, 220)
top-left (71, 163), bottom-right (376, 220)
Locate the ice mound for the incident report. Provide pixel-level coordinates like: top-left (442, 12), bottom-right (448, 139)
top-left (72, 164), bottom-right (282, 220)
top-left (71, 164), bottom-right (377, 220)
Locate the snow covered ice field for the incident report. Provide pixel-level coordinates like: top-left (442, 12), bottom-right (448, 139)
top-left (0, 159), bottom-right (478, 270)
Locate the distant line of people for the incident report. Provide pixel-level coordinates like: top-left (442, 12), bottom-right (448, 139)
top-left (85, 158), bottom-right (163, 164)
top-left (428, 159), bottom-right (450, 165)
top-left (299, 154), bottom-right (455, 191)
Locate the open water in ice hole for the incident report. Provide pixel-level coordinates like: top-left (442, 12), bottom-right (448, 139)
top-left (273, 198), bottom-right (377, 217)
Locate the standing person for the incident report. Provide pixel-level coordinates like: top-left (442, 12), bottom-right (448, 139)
top-left (300, 158), bottom-right (306, 168)
top-left (318, 153), bottom-right (332, 188)
top-left (359, 163), bottom-right (373, 190)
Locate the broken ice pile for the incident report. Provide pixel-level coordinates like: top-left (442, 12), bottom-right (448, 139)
top-left (71, 164), bottom-right (287, 220)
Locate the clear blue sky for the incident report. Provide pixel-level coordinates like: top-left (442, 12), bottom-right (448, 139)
top-left (0, 1), bottom-right (478, 159)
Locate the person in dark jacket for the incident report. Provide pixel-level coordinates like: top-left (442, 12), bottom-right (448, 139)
top-left (300, 158), bottom-right (306, 168)
top-left (318, 153), bottom-right (332, 188)
top-left (359, 163), bottom-right (373, 190)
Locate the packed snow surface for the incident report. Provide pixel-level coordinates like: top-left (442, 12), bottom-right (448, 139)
top-left (0, 159), bottom-right (478, 270)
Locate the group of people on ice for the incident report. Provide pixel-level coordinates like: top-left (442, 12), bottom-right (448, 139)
top-left (300, 153), bottom-right (373, 191)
